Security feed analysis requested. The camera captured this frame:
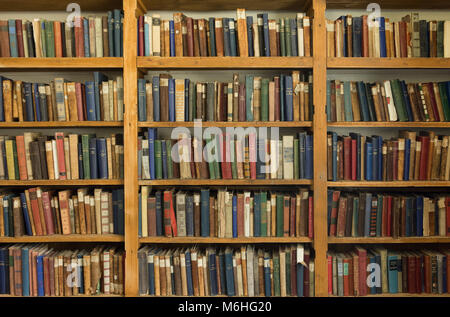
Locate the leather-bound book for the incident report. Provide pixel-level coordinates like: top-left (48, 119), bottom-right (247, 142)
top-left (159, 74), bottom-right (171, 122)
top-left (362, 15), bottom-right (369, 57)
top-left (173, 13), bottom-right (184, 56)
top-left (236, 9), bottom-right (248, 57)
top-left (429, 21), bottom-right (437, 57)
top-left (198, 19), bottom-right (208, 57)
top-left (186, 17), bottom-right (194, 57)
top-left (214, 18), bottom-right (224, 57)
top-left (303, 16), bottom-right (311, 57)
top-left (193, 19), bottom-right (200, 56)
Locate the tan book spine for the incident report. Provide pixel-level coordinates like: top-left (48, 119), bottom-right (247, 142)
top-left (197, 256), bottom-right (204, 296)
top-left (84, 195), bottom-right (92, 234)
top-left (63, 83), bottom-right (70, 122)
top-left (45, 141), bottom-right (55, 180)
top-left (14, 81), bottom-right (23, 121)
top-left (440, 136), bottom-right (448, 180)
top-left (414, 141), bottom-right (422, 180)
top-left (152, 15), bottom-right (161, 57)
top-left (77, 189), bottom-right (87, 235)
top-left (326, 20), bottom-right (335, 57)
top-left (303, 17), bottom-right (311, 56)
top-left (173, 13), bottom-right (184, 56)
top-left (63, 137), bottom-right (71, 180)
top-left (397, 138), bottom-right (405, 181)
top-left (350, 82), bottom-right (361, 121)
top-left (68, 135), bottom-right (78, 180)
top-left (2, 80), bottom-right (12, 122)
top-left (145, 82), bottom-right (153, 121)
top-left (253, 77), bottom-right (261, 121)
top-left (292, 71), bottom-right (300, 121)
top-left (236, 9), bottom-right (249, 57)
top-left (36, 188), bottom-right (47, 235)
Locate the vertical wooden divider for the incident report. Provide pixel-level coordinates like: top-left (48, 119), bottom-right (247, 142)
top-left (124, 0), bottom-right (141, 296)
top-left (312, 0), bottom-right (328, 297)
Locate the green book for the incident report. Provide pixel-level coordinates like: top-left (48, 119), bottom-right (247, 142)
top-left (343, 81), bottom-right (353, 121)
top-left (206, 135), bottom-right (216, 179)
top-left (230, 140), bottom-right (238, 179)
top-left (280, 19), bottom-right (286, 57)
top-left (245, 75), bottom-right (254, 121)
top-left (40, 21), bottom-right (47, 57)
top-left (352, 197), bottom-right (359, 237)
top-left (189, 81), bottom-right (195, 122)
top-left (276, 194), bottom-right (284, 237)
top-left (438, 82), bottom-right (450, 121)
top-left (260, 191), bottom-right (267, 237)
top-left (260, 78), bottom-right (269, 121)
top-left (284, 18), bottom-right (291, 57)
top-left (154, 140), bottom-right (162, 179)
top-left (437, 21), bottom-right (444, 58)
top-left (45, 21), bottom-right (55, 57)
top-left (213, 135), bottom-right (221, 178)
top-left (293, 138), bottom-right (299, 179)
top-left (81, 135), bottom-right (91, 180)
top-left (273, 252), bottom-right (280, 296)
top-left (12, 140), bottom-right (19, 180)
top-left (285, 248), bottom-right (291, 295)
top-left (166, 141), bottom-right (173, 179)
top-left (390, 79), bottom-right (408, 122)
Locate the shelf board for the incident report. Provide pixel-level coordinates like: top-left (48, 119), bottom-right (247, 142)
top-left (0, 0), bottom-right (122, 11)
top-left (327, 57), bottom-right (450, 69)
top-left (326, 0), bottom-right (450, 9)
top-left (137, 57), bottom-right (313, 69)
top-left (141, 0), bottom-right (309, 10)
top-left (330, 293), bottom-right (450, 297)
top-left (140, 237), bottom-right (312, 244)
top-left (328, 122), bottom-right (450, 128)
top-left (139, 179), bottom-right (313, 186)
top-left (328, 237), bottom-right (450, 244)
top-left (0, 234), bottom-right (124, 243)
top-left (328, 181), bottom-right (450, 187)
top-left (0, 121), bottom-right (123, 128)
top-left (0, 57), bottom-right (123, 69)
top-left (0, 179), bottom-right (123, 186)
top-left (138, 121), bottom-right (312, 128)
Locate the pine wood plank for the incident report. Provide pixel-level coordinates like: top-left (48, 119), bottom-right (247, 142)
top-left (0, 234), bottom-right (124, 243)
top-left (141, 0), bottom-right (309, 11)
top-left (0, 57), bottom-right (123, 69)
top-left (0, 122), bottom-right (123, 128)
top-left (328, 181), bottom-right (450, 187)
top-left (0, 180), bottom-right (123, 186)
top-left (138, 121), bottom-right (312, 128)
top-left (328, 57), bottom-right (450, 69)
top-left (328, 122), bottom-right (450, 128)
top-left (139, 180), bottom-right (313, 186)
top-left (139, 237), bottom-right (312, 244)
top-left (137, 57), bottom-right (313, 69)
top-left (328, 237), bottom-right (450, 244)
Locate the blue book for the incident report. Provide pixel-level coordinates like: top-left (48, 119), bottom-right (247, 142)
top-left (365, 141), bottom-right (373, 181)
top-left (245, 75), bottom-right (254, 121)
top-left (218, 252), bottom-right (226, 294)
top-left (138, 79), bottom-right (147, 121)
top-left (155, 191), bottom-right (163, 236)
top-left (264, 255), bottom-right (271, 296)
top-left (208, 251), bottom-right (218, 295)
top-left (357, 82), bottom-right (370, 121)
top-left (280, 74), bottom-right (285, 121)
top-left (113, 10), bottom-right (122, 57)
top-left (377, 136), bottom-right (383, 181)
top-left (23, 82), bottom-right (34, 121)
top-left (326, 80), bottom-right (331, 121)
top-left (327, 190), bottom-right (333, 234)
top-left (37, 254), bottom-right (45, 296)
top-left (290, 19), bottom-right (298, 56)
top-left (185, 251), bottom-right (194, 296)
top-left (0, 248), bottom-right (6, 293)
top-left (85, 81), bottom-right (97, 121)
top-left (262, 13), bottom-right (270, 56)
top-left (331, 132), bottom-right (337, 181)
top-left (186, 195), bottom-right (194, 236)
top-left (379, 17), bottom-right (387, 57)
top-left (200, 189), bottom-right (210, 237)
top-left (169, 20), bottom-right (175, 57)
top-left (299, 132), bottom-right (306, 179)
top-left (400, 80), bottom-right (414, 121)
top-left (232, 194), bottom-right (237, 238)
top-left (352, 17), bottom-right (362, 57)
top-left (138, 192), bottom-right (142, 237)
top-left (343, 82), bottom-right (353, 121)
top-left (147, 253), bottom-right (155, 295)
top-left (305, 134), bottom-right (313, 179)
top-left (116, 189), bottom-right (125, 234)
top-left (224, 249), bottom-right (235, 296)
top-left (254, 193), bottom-right (261, 237)
top-left (223, 18), bottom-right (231, 56)
top-left (339, 16), bottom-right (347, 57)
top-left (83, 18), bottom-right (90, 57)
top-left (184, 79), bottom-right (189, 121)
top-left (230, 19), bottom-right (237, 56)
top-left (297, 262), bottom-right (304, 296)
top-left (387, 254), bottom-right (398, 293)
top-left (404, 139), bottom-right (411, 180)
top-left (148, 128), bottom-right (156, 180)
top-left (0, 77), bottom-right (4, 121)
top-left (144, 22), bottom-right (150, 56)
top-left (108, 11), bottom-right (114, 56)
top-left (120, 11), bottom-right (124, 57)
top-left (246, 16), bottom-right (254, 56)
top-left (168, 78), bottom-right (175, 121)
top-left (33, 83), bottom-right (41, 121)
top-left (93, 72), bottom-right (108, 121)
top-left (96, 138), bottom-right (108, 179)
top-left (416, 196), bottom-right (424, 236)
top-left (20, 193), bottom-right (32, 235)
top-left (89, 137), bottom-right (98, 179)
top-left (284, 75), bottom-right (293, 121)
top-left (161, 140), bottom-right (167, 179)
top-left (372, 137), bottom-right (378, 181)
top-left (78, 144), bottom-right (84, 179)
top-left (152, 77), bottom-right (160, 121)
top-left (78, 254), bottom-right (84, 294)
top-left (208, 18), bottom-right (216, 56)
top-left (8, 20), bottom-right (18, 57)
top-left (21, 247), bottom-right (30, 296)
top-left (405, 197), bottom-right (412, 237)
top-left (364, 193), bottom-right (372, 236)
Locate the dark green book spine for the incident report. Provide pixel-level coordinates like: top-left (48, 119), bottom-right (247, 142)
top-left (273, 253), bottom-right (280, 296)
top-left (166, 141), bottom-right (173, 179)
top-left (81, 135), bottom-right (90, 179)
top-left (261, 78), bottom-right (269, 121)
top-left (280, 19), bottom-right (286, 57)
top-left (260, 191), bottom-right (267, 237)
top-left (276, 194), bottom-right (284, 237)
top-left (438, 82), bottom-right (450, 121)
top-left (284, 18), bottom-right (291, 57)
top-left (285, 249), bottom-right (291, 295)
top-left (45, 21), bottom-right (55, 57)
top-left (154, 140), bottom-right (162, 179)
top-left (40, 21), bottom-right (47, 57)
top-left (437, 21), bottom-right (444, 58)
top-left (294, 138), bottom-right (299, 179)
top-left (231, 141), bottom-right (238, 179)
top-left (390, 79), bottom-right (408, 121)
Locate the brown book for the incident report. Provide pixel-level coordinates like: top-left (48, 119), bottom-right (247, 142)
top-left (173, 13), bottom-right (184, 56)
top-left (433, 82), bottom-right (445, 122)
top-left (172, 252), bottom-right (182, 295)
top-left (3, 79), bottom-right (13, 122)
top-left (181, 16), bottom-right (188, 56)
top-left (198, 19), bottom-right (208, 57)
top-left (147, 196), bottom-right (156, 236)
top-left (236, 9), bottom-right (249, 57)
top-left (0, 21), bottom-right (10, 57)
top-left (268, 19), bottom-right (277, 57)
top-left (193, 19), bottom-right (200, 57)
top-left (440, 136), bottom-right (448, 180)
top-left (214, 18), bottom-right (224, 57)
top-left (431, 139), bottom-right (442, 180)
top-left (159, 74), bottom-right (171, 122)
top-left (102, 16), bottom-right (109, 57)
top-left (362, 15), bottom-right (369, 57)
top-left (186, 17), bottom-right (194, 57)
top-left (399, 21), bottom-right (408, 57)
top-left (336, 196), bottom-right (347, 237)
top-left (54, 21), bottom-right (63, 57)
top-left (429, 21), bottom-right (437, 57)
top-left (193, 193), bottom-right (201, 236)
top-left (326, 20), bottom-right (335, 57)
top-left (162, 20), bottom-right (169, 57)
top-left (398, 138), bottom-right (405, 181)
top-left (371, 85), bottom-right (383, 121)
top-left (77, 189), bottom-right (87, 235)
top-left (407, 83), bottom-right (421, 121)
top-left (12, 197), bottom-right (25, 237)
top-left (303, 17), bottom-right (311, 57)
top-left (346, 16), bottom-right (353, 57)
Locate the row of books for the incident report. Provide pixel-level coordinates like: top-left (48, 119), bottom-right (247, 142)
top-left (138, 71), bottom-right (313, 122)
top-left (0, 133), bottom-right (123, 180)
top-left (137, 9), bottom-right (312, 57)
top-left (139, 129), bottom-right (313, 180)
top-left (327, 131), bottom-right (450, 181)
top-left (0, 245), bottom-right (124, 296)
top-left (139, 187), bottom-right (313, 238)
top-left (328, 247), bottom-right (450, 296)
top-left (0, 10), bottom-right (124, 58)
top-left (327, 14), bottom-right (450, 57)
top-left (0, 187), bottom-right (124, 237)
top-left (138, 244), bottom-right (314, 296)
top-left (327, 191), bottom-right (450, 238)
top-left (326, 80), bottom-right (450, 122)
top-left (0, 73), bottom-right (124, 122)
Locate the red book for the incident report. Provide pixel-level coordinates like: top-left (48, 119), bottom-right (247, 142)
top-left (54, 21), bottom-right (63, 57)
top-left (41, 191), bottom-right (55, 235)
top-left (343, 136), bottom-right (351, 180)
top-left (81, 84), bottom-right (87, 120)
top-left (249, 133), bottom-right (257, 179)
top-left (399, 21), bottom-right (407, 57)
top-left (15, 136), bottom-right (28, 180)
top-left (138, 16), bottom-right (144, 56)
top-left (291, 248), bottom-right (297, 295)
top-left (418, 136), bottom-right (430, 180)
top-left (186, 17), bottom-right (194, 57)
top-left (423, 255), bottom-right (431, 293)
top-left (28, 188), bottom-right (43, 236)
top-left (55, 132), bottom-right (66, 180)
top-left (447, 251), bottom-right (450, 292)
top-left (386, 196), bottom-right (392, 237)
top-left (147, 196), bottom-right (156, 236)
top-left (348, 257), bottom-right (354, 296)
top-left (74, 17), bottom-right (84, 57)
top-left (426, 83), bottom-right (441, 122)
top-left (327, 255), bottom-right (333, 295)
top-left (407, 255), bottom-right (416, 293)
top-left (329, 190), bottom-right (341, 236)
top-left (220, 133), bottom-right (232, 179)
top-left (163, 191), bottom-right (177, 237)
top-left (290, 197), bottom-right (296, 237)
top-left (343, 258), bottom-right (350, 296)
top-left (274, 77), bottom-right (280, 121)
top-left (308, 196), bottom-right (314, 239)
top-left (362, 15), bottom-right (369, 57)
top-left (446, 197), bottom-right (450, 236)
top-left (237, 194), bottom-right (244, 237)
top-left (43, 256), bottom-right (50, 296)
top-left (356, 247), bottom-right (367, 296)
top-left (75, 83), bottom-right (84, 121)
top-left (351, 139), bottom-right (357, 180)
top-left (392, 140), bottom-right (398, 181)
top-left (15, 20), bottom-right (24, 57)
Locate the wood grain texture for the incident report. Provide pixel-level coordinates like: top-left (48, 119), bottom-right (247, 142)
top-left (140, 237), bottom-right (312, 244)
top-left (139, 179), bottom-right (313, 186)
top-left (138, 121), bottom-right (312, 128)
top-left (328, 57), bottom-right (450, 69)
top-left (138, 57), bottom-right (313, 69)
top-left (328, 237), bottom-right (450, 244)
top-left (0, 122), bottom-right (123, 128)
top-left (328, 122), bottom-right (450, 128)
top-left (141, 0), bottom-right (308, 10)
top-left (0, 57), bottom-right (123, 69)
top-left (0, 234), bottom-right (124, 243)
top-left (328, 181), bottom-right (450, 187)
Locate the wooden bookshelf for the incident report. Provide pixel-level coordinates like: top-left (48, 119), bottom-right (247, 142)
top-left (328, 122), bottom-right (450, 128)
top-left (328, 181), bottom-right (450, 187)
top-left (327, 57), bottom-right (450, 69)
top-left (0, 180), bottom-right (124, 186)
top-left (0, 122), bottom-right (123, 128)
top-left (139, 179), bottom-right (313, 186)
top-left (0, 234), bottom-right (124, 243)
top-left (328, 237), bottom-right (450, 244)
top-left (0, 57), bottom-right (123, 69)
top-left (140, 237), bottom-right (312, 244)
top-left (137, 121), bottom-right (313, 128)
